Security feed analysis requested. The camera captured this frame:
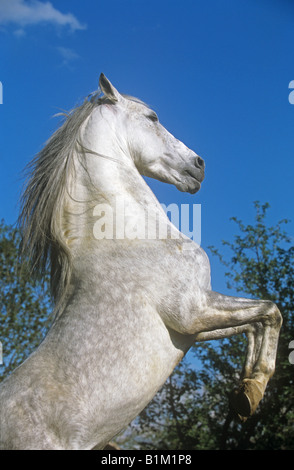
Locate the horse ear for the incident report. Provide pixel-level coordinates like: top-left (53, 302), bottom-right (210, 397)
top-left (99, 74), bottom-right (121, 102)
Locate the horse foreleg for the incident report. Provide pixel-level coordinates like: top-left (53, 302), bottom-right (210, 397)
top-left (198, 292), bottom-right (282, 419)
top-left (194, 322), bottom-right (264, 419)
top-left (195, 323), bottom-right (259, 373)
top-left (242, 322), bottom-right (263, 379)
top-left (168, 290), bottom-right (282, 419)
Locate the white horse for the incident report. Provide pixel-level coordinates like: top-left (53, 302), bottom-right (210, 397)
top-left (0, 75), bottom-right (282, 450)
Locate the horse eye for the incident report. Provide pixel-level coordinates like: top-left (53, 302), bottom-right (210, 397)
top-left (148, 113), bottom-right (159, 123)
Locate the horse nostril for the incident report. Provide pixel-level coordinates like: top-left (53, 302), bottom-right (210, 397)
top-left (195, 156), bottom-right (205, 169)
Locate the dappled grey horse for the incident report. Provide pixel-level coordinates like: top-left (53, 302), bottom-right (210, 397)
top-left (0, 75), bottom-right (282, 449)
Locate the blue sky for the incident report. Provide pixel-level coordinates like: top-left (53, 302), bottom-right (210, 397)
top-left (0, 0), bottom-right (294, 300)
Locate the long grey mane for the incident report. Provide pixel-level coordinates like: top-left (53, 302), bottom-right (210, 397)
top-left (18, 88), bottom-right (148, 306)
top-left (18, 90), bottom-right (104, 303)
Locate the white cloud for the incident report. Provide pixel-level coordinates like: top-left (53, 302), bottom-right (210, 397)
top-left (0, 0), bottom-right (86, 32)
top-left (57, 46), bottom-right (80, 67)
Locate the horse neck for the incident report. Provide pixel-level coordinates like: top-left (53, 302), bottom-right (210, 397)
top-left (64, 145), bottom-right (171, 257)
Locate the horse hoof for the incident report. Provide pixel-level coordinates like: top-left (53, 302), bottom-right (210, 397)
top-left (230, 380), bottom-right (264, 419)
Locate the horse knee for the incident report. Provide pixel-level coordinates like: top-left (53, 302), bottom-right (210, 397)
top-left (263, 301), bottom-right (282, 329)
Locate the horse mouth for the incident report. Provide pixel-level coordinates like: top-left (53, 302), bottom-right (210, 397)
top-left (176, 174), bottom-right (204, 194)
top-left (182, 166), bottom-right (205, 194)
top-left (188, 182), bottom-right (201, 194)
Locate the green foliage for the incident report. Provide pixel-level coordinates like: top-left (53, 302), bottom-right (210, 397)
top-left (0, 220), bottom-right (52, 382)
top-left (131, 202), bottom-right (294, 450)
top-left (201, 201), bottom-right (294, 449)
